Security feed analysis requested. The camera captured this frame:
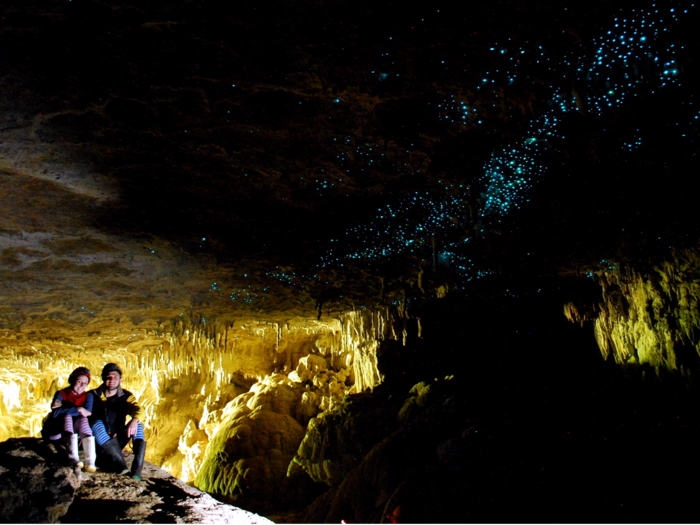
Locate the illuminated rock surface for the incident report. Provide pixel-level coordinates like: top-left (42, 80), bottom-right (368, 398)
top-left (0, 306), bottom-right (402, 481)
top-left (289, 390), bottom-right (398, 487)
top-left (0, 149), bottom-right (406, 514)
top-left (2, 0), bottom-right (700, 522)
top-left (591, 250), bottom-right (700, 376)
top-left (0, 437), bottom-right (272, 524)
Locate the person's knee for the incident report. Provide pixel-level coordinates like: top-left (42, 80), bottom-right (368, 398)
top-left (91, 420), bottom-right (110, 446)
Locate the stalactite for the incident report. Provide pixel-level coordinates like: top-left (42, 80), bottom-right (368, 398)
top-left (581, 249), bottom-right (700, 377)
top-left (0, 306), bottom-right (412, 485)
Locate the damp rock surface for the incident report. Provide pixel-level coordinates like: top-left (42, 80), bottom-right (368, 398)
top-left (0, 437), bottom-right (273, 524)
top-left (62, 463), bottom-right (274, 524)
top-left (0, 437), bottom-right (80, 523)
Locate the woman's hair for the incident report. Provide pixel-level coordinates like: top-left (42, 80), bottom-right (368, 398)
top-left (68, 367), bottom-right (91, 387)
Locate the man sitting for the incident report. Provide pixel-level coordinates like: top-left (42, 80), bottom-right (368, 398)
top-left (89, 363), bottom-right (147, 480)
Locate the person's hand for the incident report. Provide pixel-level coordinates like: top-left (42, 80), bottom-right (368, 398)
top-left (77, 407), bottom-right (91, 417)
top-left (126, 418), bottom-right (139, 438)
top-left (51, 400), bottom-right (62, 409)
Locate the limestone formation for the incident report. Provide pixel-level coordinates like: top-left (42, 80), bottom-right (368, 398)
top-left (194, 374), bottom-right (303, 509)
top-left (567, 248), bottom-right (700, 377)
top-left (194, 369), bottom-right (356, 512)
top-left (299, 377), bottom-right (472, 523)
top-left (189, 309), bottom-right (404, 510)
top-left (0, 308), bottom-right (404, 492)
top-left (289, 391), bottom-right (400, 487)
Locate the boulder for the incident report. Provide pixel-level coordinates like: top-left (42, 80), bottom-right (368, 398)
top-left (0, 438), bottom-right (80, 523)
top-left (195, 375), bottom-right (307, 513)
top-left (0, 437), bottom-right (273, 524)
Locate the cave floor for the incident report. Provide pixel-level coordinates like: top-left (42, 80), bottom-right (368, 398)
top-left (59, 459), bottom-right (272, 524)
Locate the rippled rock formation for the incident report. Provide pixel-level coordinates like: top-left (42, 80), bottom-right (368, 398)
top-left (2, 1), bottom-right (700, 521)
top-left (565, 248), bottom-right (700, 379)
top-left (0, 305), bottom-right (409, 514)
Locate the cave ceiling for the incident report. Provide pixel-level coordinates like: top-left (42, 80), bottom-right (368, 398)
top-left (1, 0), bottom-right (699, 342)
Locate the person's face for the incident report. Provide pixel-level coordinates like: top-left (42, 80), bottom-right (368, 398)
top-left (72, 375), bottom-right (89, 395)
top-left (104, 371), bottom-right (121, 391)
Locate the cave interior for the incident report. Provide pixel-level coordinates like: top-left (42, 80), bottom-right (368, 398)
top-left (2, 0), bottom-right (700, 522)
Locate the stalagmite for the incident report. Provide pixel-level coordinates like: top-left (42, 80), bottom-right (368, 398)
top-left (0, 306), bottom-right (408, 500)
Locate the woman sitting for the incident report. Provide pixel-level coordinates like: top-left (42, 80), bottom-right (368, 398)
top-left (42, 367), bottom-right (97, 472)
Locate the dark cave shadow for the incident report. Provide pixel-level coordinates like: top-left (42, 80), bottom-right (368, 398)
top-left (59, 498), bottom-right (143, 524)
top-left (60, 492), bottom-right (194, 525)
top-left (58, 478), bottom-right (201, 523)
top-left (146, 478), bottom-right (197, 522)
top-left (0, 437), bottom-right (66, 469)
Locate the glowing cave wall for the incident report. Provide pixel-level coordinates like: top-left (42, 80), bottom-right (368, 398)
top-left (0, 308), bottom-right (404, 486)
top-left (565, 248), bottom-right (700, 378)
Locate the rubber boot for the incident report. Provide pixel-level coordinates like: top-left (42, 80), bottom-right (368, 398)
top-left (100, 437), bottom-right (130, 475)
top-left (83, 436), bottom-right (97, 472)
top-left (67, 433), bottom-right (83, 468)
top-left (130, 439), bottom-right (147, 481)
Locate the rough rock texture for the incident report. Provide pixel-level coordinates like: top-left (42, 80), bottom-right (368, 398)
top-left (298, 374), bottom-right (700, 523)
top-left (2, 1), bottom-right (700, 521)
top-left (299, 378), bottom-right (496, 523)
top-left (64, 454), bottom-right (274, 524)
top-left (0, 40), bottom-right (409, 491)
top-left (0, 437), bottom-right (273, 524)
top-left (191, 316), bottom-right (401, 512)
top-left (565, 248), bottom-right (700, 377)
top-left (195, 374), bottom-right (306, 511)
top-left (0, 438), bottom-right (80, 523)
top-left (289, 391), bottom-right (399, 486)
top-left (0, 307), bottom-right (404, 487)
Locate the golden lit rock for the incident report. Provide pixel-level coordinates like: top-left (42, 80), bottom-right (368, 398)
top-left (573, 249), bottom-right (700, 376)
top-left (194, 378), bottom-right (307, 509)
top-left (0, 151), bottom-right (410, 505)
top-left (0, 304), bottom-right (403, 497)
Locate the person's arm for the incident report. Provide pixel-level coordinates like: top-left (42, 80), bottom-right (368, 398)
top-left (124, 393), bottom-right (145, 421)
top-left (51, 391), bottom-right (80, 417)
top-left (125, 393), bottom-right (145, 438)
top-left (77, 391), bottom-right (93, 417)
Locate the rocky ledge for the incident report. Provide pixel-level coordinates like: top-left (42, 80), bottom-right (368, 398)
top-left (0, 437), bottom-right (273, 524)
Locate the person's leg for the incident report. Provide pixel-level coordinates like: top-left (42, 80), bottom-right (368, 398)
top-left (76, 416), bottom-right (92, 438)
top-left (92, 420), bottom-right (128, 474)
top-left (62, 413), bottom-right (75, 435)
top-left (78, 416), bottom-right (96, 472)
top-left (82, 435), bottom-right (97, 472)
top-left (63, 416), bottom-right (82, 467)
top-left (43, 416), bottom-right (62, 441)
top-left (91, 419), bottom-right (110, 446)
top-left (129, 423), bottom-right (147, 480)
top-left (102, 437), bottom-right (130, 475)
top-left (130, 439), bottom-right (146, 480)
top-left (116, 423), bottom-right (145, 449)
top-left (115, 423), bottom-right (146, 479)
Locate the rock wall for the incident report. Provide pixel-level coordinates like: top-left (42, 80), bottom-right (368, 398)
top-left (192, 308), bottom-right (409, 511)
top-left (567, 249), bottom-right (700, 377)
top-left (0, 307), bottom-right (406, 491)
